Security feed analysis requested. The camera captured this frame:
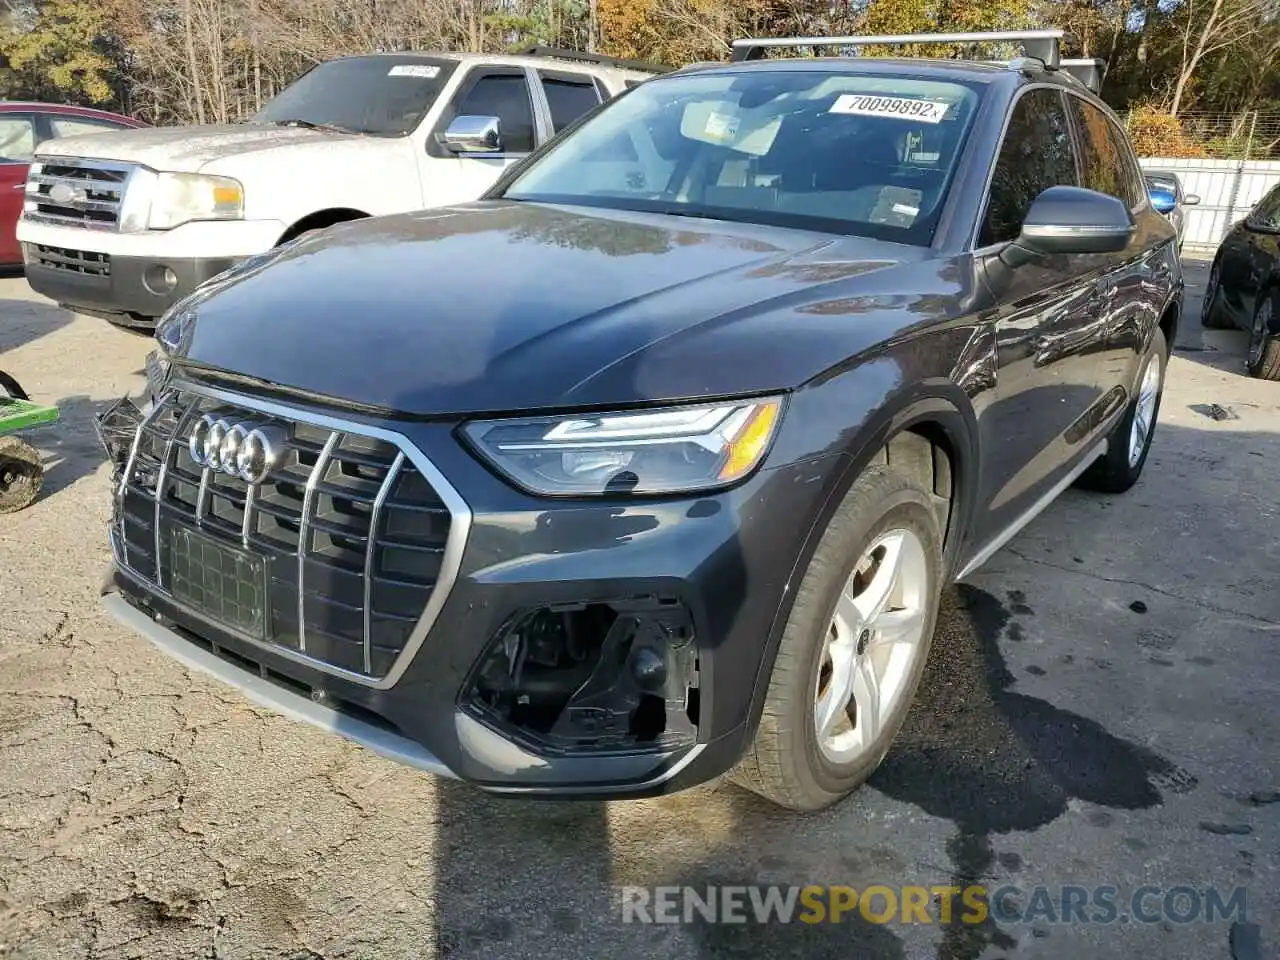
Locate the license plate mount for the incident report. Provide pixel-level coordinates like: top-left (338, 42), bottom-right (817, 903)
top-left (167, 526), bottom-right (270, 640)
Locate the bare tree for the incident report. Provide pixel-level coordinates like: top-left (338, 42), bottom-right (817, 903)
top-left (1170, 0), bottom-right (1272, 116)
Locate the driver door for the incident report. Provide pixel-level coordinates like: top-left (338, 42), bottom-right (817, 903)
top-left (421, 68), bottom-right (539, 207)
top-left (972, 88), bottom-right (1105, 538)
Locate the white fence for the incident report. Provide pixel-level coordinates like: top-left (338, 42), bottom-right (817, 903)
top-left (1138, 157), bottom-right (1280, 254)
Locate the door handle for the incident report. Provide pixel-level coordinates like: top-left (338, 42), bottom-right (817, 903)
top-left (11, 183), bottom-right (25, 191)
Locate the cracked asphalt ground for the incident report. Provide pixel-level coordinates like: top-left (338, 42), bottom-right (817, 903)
top-left (1, 258), bottom-right (1278, 960)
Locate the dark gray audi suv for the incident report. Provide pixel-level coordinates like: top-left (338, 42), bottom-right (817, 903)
top-left (101, 33), bottom-right (1181, 811)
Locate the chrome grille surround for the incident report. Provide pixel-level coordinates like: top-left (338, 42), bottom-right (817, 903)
top-left (110, 381), bottom-right (473, 689)
top-left (25, 158), bottom-right (136, 231)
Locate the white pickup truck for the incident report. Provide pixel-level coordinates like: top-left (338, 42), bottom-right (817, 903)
top-left (17, 48), bottom-right (656, 327)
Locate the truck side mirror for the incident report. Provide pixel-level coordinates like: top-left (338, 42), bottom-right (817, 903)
top-left (441, 116), bottom-right (502, 154)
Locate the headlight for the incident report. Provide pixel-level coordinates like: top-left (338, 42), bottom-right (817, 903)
top-left (148, 173), bottom-right (243, 230)
top-left (462, 398), bottom-right (783, 496)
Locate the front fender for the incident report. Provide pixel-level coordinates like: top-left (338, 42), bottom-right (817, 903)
top-left (733, 329), bottom-right (985, 754)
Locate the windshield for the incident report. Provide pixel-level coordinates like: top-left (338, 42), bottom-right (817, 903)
top-left (502, 69), bottom-right (985, 245)
top-left (252, 56), bottom-right (458, 137)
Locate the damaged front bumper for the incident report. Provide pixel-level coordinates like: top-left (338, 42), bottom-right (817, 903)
top-left (99, 378), bottom-right (844, 797)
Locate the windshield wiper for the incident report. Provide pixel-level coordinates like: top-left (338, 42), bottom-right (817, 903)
top-left (270, 119), bottom-right (362, 135)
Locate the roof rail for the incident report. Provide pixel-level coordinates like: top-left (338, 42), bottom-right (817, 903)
top-left (515, 46), bottom-right (670, 75)
top-left (730, 29), bottom-right (1063, 69)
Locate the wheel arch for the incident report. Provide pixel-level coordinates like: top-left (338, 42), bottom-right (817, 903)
top-left (277, 208), bottom-right (371, 245)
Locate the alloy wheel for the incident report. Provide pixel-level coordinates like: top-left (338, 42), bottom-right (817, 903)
top-left (1248, 298), bottom-right (1272, 370)
top-left (1128, 354), bottom-right (1162, 468)
top-left (815, 528), bottom-right (929, 765)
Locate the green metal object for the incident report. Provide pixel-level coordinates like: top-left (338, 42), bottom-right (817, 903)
top-left (0, 396), bottom-right (60, 433)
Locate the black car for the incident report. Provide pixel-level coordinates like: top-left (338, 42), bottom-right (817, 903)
top-left (101, 30), bottom-right (1182, 812)
top-left (1203, 182), bottom-right (1280, 379)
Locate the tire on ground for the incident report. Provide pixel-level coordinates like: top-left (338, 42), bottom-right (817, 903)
top-left (1201, 259), bottom-right (1233, 330)
top-left (731, 455), bottom-right (944, 811)
top-left (1077, 326), bottom-right (1168, 494)
top-left (1247, 290), bottom-right (1280, 381)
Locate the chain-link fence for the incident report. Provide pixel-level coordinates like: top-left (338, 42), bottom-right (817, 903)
top-left (1121, 110), bottom-right (1280, 161)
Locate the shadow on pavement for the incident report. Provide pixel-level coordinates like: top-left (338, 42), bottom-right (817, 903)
top-left (0, 296), bottom-right (71, 355)
top-left (28, 393), bottom-right (113, 499)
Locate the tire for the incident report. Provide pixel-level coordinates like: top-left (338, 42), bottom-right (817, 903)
top-left (1078, 327), bottom-right (1168, 494)
top-left (0, 435), bottom-right (43, 513)
top-left (1201, 259), bottom-right (1234, 330)
top-left (731, 460), bottom-right (943, 812)
top-left (1246, 290), bottom-right (1280, 381)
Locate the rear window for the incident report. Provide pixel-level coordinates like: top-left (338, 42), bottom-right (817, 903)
top-left (253, 56), bottom-right (457, 137)
top-left (502, 69), bottom-right (986, 245)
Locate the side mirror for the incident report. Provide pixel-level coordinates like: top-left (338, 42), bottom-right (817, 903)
top-left (1001, 185), bottom-right (1134, 268)
top-left (1183, 193), bottom-right (1201, 206)
top-left (1148, 188), bottom-right (1178, 215)
top-left (441, 115), bottom-right (502, 154)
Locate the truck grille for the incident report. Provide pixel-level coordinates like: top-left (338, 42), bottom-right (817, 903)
top-left (112, 388), bottom-right (459, 683)
top-left (26, 160), bottom-right (132, 230)
top-left (27, 244), bottom-right (111, 277)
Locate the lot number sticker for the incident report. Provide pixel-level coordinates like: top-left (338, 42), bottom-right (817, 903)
top-left (389, 64), bottom-right (440, 79)
top-left (704, 112), bottom-right (740, 142)
top-left (829, 94), bottom-right (949, 124)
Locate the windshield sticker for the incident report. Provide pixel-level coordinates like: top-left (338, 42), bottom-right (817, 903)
top-left (829, 94), bottom-right (950, 124)
top-left (704, 112), bottom-right (740, 143)
top-left (388, 64), bottom-right (440, 79)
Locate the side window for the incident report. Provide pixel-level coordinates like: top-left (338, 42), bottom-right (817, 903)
top-left (980, 89), bottom-right (1077, 247)
top-left (454, 73), bottom-right (535, 154)
top-left (0, 115), bottom-right (37, 164)
top-left (1249, 185), bottom-right (1280, 229)
top-left (540, 74), bottom-right (602, 133)
top-left (1069, 97), bottom-right (1143, 208)
top-left (48, 116), bottom-right (129, 139)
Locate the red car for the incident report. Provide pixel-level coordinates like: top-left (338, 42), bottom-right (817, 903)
top-left (0, 102), bottom-right (146, 264)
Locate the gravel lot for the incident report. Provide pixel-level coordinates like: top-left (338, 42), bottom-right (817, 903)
top-left (1, 259), bottom-right (1277, 960)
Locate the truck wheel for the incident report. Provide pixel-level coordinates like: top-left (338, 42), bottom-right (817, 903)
top-left (0, 435), bottom-right (43, 513)
top-left (732, 459), bottom-right (943, 811)
top-left (1246, 291), bottom-right (1280, 381)
top-left (1201, 259), bottom-right (1233, 329)
top-left (1078, 327), bottom-right (1167, 494)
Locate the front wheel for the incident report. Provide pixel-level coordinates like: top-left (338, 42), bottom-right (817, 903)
top-left (1201, 259), bottom-right (1233, 329)
top-left (1078, 327), bottom-right (1167, 494)
top-left (1246, 291), bottom-right (1280, 381)
top-left (732, 460), bottom-right (943, 811)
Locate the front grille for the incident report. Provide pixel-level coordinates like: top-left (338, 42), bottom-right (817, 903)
top-left (26, 160), bottom-right (132, 230)
top-left (113, 389), bottom-right (456, 681)
top-left (27, 244), bottom-right (111, 277)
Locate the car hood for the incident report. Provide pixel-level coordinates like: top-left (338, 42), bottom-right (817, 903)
top-left (35, 123), bottom-right (356, 172)
top-left (169, 201), bottom-right (930, 416)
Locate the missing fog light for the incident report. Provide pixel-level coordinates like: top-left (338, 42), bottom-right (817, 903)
top-left (464, 596), bottom-right (699, 754)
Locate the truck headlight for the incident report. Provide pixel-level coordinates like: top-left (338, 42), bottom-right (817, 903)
top-left (462, 397), bottom-right (783, 496)
top-left (148, 173), bottom-right (243, 230)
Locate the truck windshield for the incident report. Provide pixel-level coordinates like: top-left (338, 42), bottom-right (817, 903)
top-left (252, 56), bottom-right (458, 137)
top-left (501, 69), bottom-right (985, 245)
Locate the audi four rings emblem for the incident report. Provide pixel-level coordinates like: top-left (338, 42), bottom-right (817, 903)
top-left (188, 415), bottom-right (285, 484)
